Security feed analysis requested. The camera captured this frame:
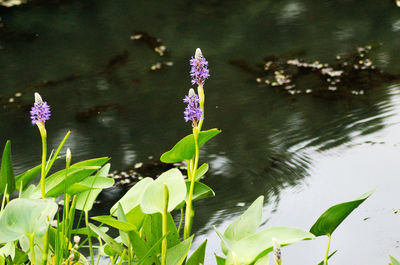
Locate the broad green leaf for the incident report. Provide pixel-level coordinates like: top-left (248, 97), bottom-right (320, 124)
top-left (0, 242), bottom-right (15, 259)
top-left (91, 216), bottom-right (137, 231)
top-left (224, 196), bottom-right (263, 242)
top-left (45, 167), bottom-right (100, 197)
top-left (160, 129), bottom-right (221, 163)
top-left (0, 198), bottom-right (57, 243)
top-left (70, 157), bottom-right (110, 169)
top-left (15, 164), bottom-right (41, 191)
top-left (75, 164), bottom-right (112, 211)
top-left (141, 168), bottom-right (186, 214)
top-left (166, 235), bottom-right (193, 265)
top-left (186, 181), bottom-right (215, 202)
top-left (254, 254), bottom-right (269, 265)
top-left (72, 227), bottom-right (109, 237)
top-left (317, 250), bottom-right (337, 265)
top-left (125, 205), bottom-right (147, 230)
top-left (128, 229), bottom-right (160, 265)
top-left (0, 141), bottom-right (15, 195)
top-left (186, 240), bottom-right (207, 265)
top-left (310, 190), bottom-right (374, 236)
top-left (137, 233), bottom-right (169, 265)
top-left (88, 223), bottom-right (124, 255)
top-left (224, 226), bottom-right (314, 264)
top-left (390, 256), bottom-right (400, 265)
top-left (111, 177), bottom-right (153, 215)
top-left (195, 163), bottom-right (209, 181)
top-left (216, 255), bottom-right (226, 265)
top-left (44, 131), bottom-right (70, 176)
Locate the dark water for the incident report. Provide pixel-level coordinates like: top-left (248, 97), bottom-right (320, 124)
top-left (1, 0), bottom-right (400, 264)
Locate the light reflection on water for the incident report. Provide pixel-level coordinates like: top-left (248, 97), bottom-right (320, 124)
top-left (0, 0), bottom-right (400, 264)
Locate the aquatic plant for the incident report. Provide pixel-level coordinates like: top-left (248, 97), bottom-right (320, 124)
top-left (0, 48), bottom-right (374, 265)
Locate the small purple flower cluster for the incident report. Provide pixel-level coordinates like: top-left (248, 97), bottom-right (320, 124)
top-left (190, 49), bottom-right (210, 86)
top-left (30, 93), bottom-right (51, 125)
top-left (183, 89), bottom-right (203, 123)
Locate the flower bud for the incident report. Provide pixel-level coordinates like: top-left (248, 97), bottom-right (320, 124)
top-left (272, 238), bottom-right (282, 265)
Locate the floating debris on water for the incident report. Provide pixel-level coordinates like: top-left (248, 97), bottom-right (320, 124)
top-left (130, 31), bottom-right (169, 57)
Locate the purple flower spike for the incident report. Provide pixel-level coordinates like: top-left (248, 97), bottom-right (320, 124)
top-left (30, 92), bottom-right (51, 125)
top-left (190, 48), bottom-right (210, 86)
top-left (184, 88), bottom-right (203, 124)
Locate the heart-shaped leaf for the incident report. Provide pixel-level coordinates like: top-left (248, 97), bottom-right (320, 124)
top-left (141, 168), bottom-right (186, 214)
top-left (310, 190), bottom-right (374, 236)
top-left (161, 129), bottom-right (221, 163)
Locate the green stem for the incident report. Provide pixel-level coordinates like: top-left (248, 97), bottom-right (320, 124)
top-left (183, 128), bottom-right (200, 239)
top-left (177, 207), bottom-right (184, 237)
top-left (161, 184), bottom-right (169, 265)
top-left (197, 85), bottom-right (205, 131)
top-left (42, 228), bottom-right (49, 265)
top-left (38, 124), bottom-right (47, 198)
top-left (29, 234), bottom-right (36, 265)
top-left (324, 234), bottom-right (332, 265)
top-left (85, 210), bottom-right (95, 265)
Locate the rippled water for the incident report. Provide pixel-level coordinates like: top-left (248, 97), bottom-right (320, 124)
top-left (1, 0), bottom-right (400, 264)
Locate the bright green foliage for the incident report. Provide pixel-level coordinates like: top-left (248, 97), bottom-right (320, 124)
top-left (215, 196), bottom-right (314, 265)
top-left (0, 198), bottom-right (57, 243)
top-left (186, 240), bottom-right (207, 265)
top-left (15, 164), bottom-right (41, 191)
top-left (160, 129), bottom-right (221, 163)
top-left (88, 223), bottom-right (124, 255)
top-left (310, 190), bottom-right (374, 236)
top-left (390, 256), bottom-right (400, 265)
top-left (110, 177), bottom-right (153, 215)
top-left (0, 140), bottom-right (15, 195)
top-left (165, 235), bottom-right (193, 265)
top-left (254, 254), bottom-right (269, 265)
top-left (216, 255), bottom-right (226, 265)
top-left (317, 250), bottom-right (337, 265)
top-left (186, 181), bottom-right (215, 201)
top-left (91, 216), bottom-right (136, 231)
top-left (141, 168), bottom-right (186, 214)
top-left (195, 163), bottom-right (209, 181)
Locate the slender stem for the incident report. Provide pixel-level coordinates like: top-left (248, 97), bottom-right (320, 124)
top-left (177, 207), bottom-right (184, 237)
top-left (85, 210), bottom-right (95, 265)
top-left (96, 237), bottom-right (103, 265)
top-left (324, 234), bottom-right (332, 265)
top-left (117, 249), bottom-right (126, 265)
top-left (197, 85), bottom-right (205, 131)
top-left (38, 124), bottom-right (47, 198)
top-left (161, 184), bottom-right (169, 265)
top-left (42, 228), bottom-right (49, 265)
top-left (29, 234), bottom-right (36, 265)
top-left (183, 128), bottom-right (200, 239)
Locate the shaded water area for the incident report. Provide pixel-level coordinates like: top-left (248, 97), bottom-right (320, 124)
top-left (1, 0), bottom-right (400, 264)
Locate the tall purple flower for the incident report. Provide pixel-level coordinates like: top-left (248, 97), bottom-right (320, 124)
top-left (30, 92), bottom-right (51, 125)
top-left (190, 48), bottom-right (210, 86)
top-left (184, 89), bottom-right (203, 124)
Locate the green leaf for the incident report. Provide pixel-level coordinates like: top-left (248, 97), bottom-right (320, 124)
top-left (224, 196), bottom-right (263, 242)
top-left (160, 129), bottom-right (221, 163)
top-left (0, 198), bottom-right (58, 243)
top-left (88, 223), bottom-right (124, 255)
top-left (310, 190), bottom-right (374, 236)
top-left (195, 163), bottom-right (209, 181)
top-left (91, 216), bottom-right (137, 231)
top-left (166, 235), bottom-right (193, 265)
top-left (318, 250), bottom-right (337, 265)
top-left (222, 226), bottom-right (314, 265)
top-left (44, 131), bottom-right (70, 176)
top-left (0, 141), bottom-right (15, 195)
top-left (110, 177), bottom-right (153, 215)
top-left (141, 168), bottom-right (186, 214)
top-left (187, 181), bottom-right (215, 202)
top-left (186, 240), bottom-right (207, 265)
top-left (0, 242), bottom-right (15, 259)
top-left (254, 254), bottom-right (269, 265)
top-left (137, 233), bottom-right (169, 265)
top-left (72, 227), bottom-right (109, 237)
top-left (128, 229), bottom-right (160, 265)
top-left (125, 205), bottom-right (146, 230)
top-left (15, 164), bottom-right (41, 192)
top-left (390, 256), bottom-right (400, 265)
top-left (216, 255), bottom-right (226, 265)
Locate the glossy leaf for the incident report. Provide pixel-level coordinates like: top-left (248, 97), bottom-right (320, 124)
top-left (0, 198), bottom-right (57, 243)
top-left (390, 256), bottom-right (400, 265)
top-left (186, 240), bottom-right (207, 265)
top-left (91, 216), bottom-right (136, 231)
top-left (160, 129), bottom-right (221, 163)
top-left (186, 181), bottom-right (215, 201)
top-left (0, 141), bottom-right (15, 195)
top-left (15, 164), bottom-right (41, 192)
top-left (88, 223), bottom-right (124, 255)
top-left (166, 235), bottom-right (193, 265)
top-left (195, 163), bottom-right (209, 181)
top-left (141, 168), bottom-right (186, 214)
top-left (310, 190), bottom-right (374, 236)
top-left (110, 177), bottom-right (153, 215)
